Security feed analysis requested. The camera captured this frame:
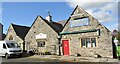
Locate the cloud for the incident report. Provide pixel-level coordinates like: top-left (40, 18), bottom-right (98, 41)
top-left (65, 0), bottom-right (118, 21)
top-left (86, 9), bottom-right (112, 22)
top-left (65, 0), bottom-right (119, 8)
top-left (65, 0), bottom-right (119, 31)
top-left (66, 2), bottom-right (110, 10)
top-left (108, 23), bottom-right (118, 31)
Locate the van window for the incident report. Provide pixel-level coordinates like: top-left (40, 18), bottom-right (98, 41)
top-left (6, 43), bottom-right (19, 48)
top-left (3, 44), bottom-right (6, 49)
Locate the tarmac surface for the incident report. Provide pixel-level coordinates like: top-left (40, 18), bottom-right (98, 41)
top-left (0, 53), bottom-right (120, 64)
top-left (30, 55), bottom-right (119, 62)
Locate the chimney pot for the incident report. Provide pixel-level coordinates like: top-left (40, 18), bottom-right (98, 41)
top-left (46, 15), bottom-right (52, 22)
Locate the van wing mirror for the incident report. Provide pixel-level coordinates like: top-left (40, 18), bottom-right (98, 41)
top-left (3, 44), bottom-right (7, 49)
top-left (3, 46), bottom-right (7, 49)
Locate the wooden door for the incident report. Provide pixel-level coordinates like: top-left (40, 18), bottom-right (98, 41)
top-left (62, 40), bottom-right (69, 55)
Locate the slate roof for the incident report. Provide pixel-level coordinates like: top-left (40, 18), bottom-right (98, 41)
top-left (58, 20), bottom-right (67, 27)
top-left (32, 16), bottom-right (64, 33)
top-left (11, 24), bottom-right (30, 40)
top-left (49, 21), bottom-right (63, 32)
top-left (9, 16), bottom-right (63, 40)
top-left (42, 18), bottom-right (63, 33)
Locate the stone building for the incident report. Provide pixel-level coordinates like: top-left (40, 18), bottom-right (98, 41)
top-left (60, 5), bottom-right (113, 58)
top-left (5, 5), bottom-right (113, 58)
top-left (5, 23), bottom-right (30, 51)
top-left (25, 15), bottom-right (63, 54)
top-left (0, 23), bottom-right (3, 40)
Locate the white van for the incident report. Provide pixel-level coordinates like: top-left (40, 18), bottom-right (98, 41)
top-left (0, 41), bottom-right (23, 59)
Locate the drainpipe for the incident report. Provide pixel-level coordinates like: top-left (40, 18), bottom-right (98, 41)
top-left (23, 41), bottom-right (25, 52)
top-left (58, 34), bottom-right (62, 56)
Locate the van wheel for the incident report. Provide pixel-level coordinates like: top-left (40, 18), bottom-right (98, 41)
top-left (5, 53), bottom-right (9, 59)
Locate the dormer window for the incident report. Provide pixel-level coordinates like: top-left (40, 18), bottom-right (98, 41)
top-left (70, 17), bottom-right (89, 27)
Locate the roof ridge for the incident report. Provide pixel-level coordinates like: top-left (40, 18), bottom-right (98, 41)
top-left (11, 23), bottom-right (30, 28)
top-left (52, 21), bottom-right (62, 25)
top-left (11, 23), bottom-right (30, 40)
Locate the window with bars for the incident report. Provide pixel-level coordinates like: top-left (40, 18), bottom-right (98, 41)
top-left (81, 38), bottom-right (96, 47)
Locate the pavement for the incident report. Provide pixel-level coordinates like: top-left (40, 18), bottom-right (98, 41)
top-left (29, 55), bottom-right (119, 62)
top-left (2, 53), bottom-right (120, 64)
top-left (1, 54), bottom-right (120, 64)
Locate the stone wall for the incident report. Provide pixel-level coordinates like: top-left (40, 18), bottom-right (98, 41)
top-left (25, 16), bottom-right (59, 54)
top-left (61, 26), bottom-right (112, 58)
top-left (5, 24), bottom-right (24, 50)
top-left (61, 6), bottom-right (113, 58)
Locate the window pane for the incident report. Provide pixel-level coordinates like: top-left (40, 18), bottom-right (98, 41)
top-left (91, 38), bottom-right (96, 47)
top-left (37, 41), bottom-right (45, 47)
top-left (70, 18), bottom-right (89, 27)
top-left (81, 38), bottom-right (86, 47)
top-left (86, 38), bottom-right (91, 47)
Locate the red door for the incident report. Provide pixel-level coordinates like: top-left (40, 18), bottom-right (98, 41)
top-left (62, 40), bottom-right (69, 55)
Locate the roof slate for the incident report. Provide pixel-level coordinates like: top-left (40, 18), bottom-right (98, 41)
top-left (11, 24), bottom-right (30, 40)
top-left (58, 20), bottom-right (67, 27)
top-left (38, 16), bottom-right (64, 33)
top-left (10, 16), bottom-right (63, 40)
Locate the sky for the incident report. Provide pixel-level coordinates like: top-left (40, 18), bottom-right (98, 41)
top-left (0, 0), bottom-right (119, 33)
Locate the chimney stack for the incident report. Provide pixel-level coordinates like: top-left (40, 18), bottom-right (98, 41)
top-left (46, 15), bottom-right (52, 22)
top-left (46, 10), bottom-right (52, 22)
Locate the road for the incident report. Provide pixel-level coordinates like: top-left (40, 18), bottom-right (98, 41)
top-left (1, 57), bottom-right (120, 64)
top-left (1, 55), bottom-right (62, 64)
top-left (1, 54), bottom-right (119, 64)
top-left (2, 57), bottom-right (60, 62)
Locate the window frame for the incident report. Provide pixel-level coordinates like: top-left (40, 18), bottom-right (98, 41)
top-left (91, 38), bottom-right (97, 47)
top-left (37, 41), bottom-right (45, 47)
top-left (70, 17), bottom-right (90, 28)
top-left (80, 37), bottom-right (98, 48)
